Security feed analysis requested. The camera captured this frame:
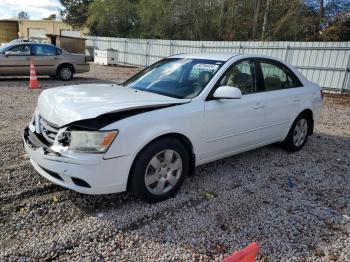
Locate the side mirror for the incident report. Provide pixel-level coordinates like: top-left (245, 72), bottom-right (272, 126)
top-left (4, 51), bottom-right (11, 56)
top-left (213, 85), bottom-right (242, 99)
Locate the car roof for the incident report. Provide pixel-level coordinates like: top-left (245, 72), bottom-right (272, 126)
top-left (170, 52), bottom-right (241, 61)
top-left (12, 42), bottom-right (53, 46)
top-left (5, 42), bottom-right (55, 49)
top-left (169, 53), bottom-right (298, 67)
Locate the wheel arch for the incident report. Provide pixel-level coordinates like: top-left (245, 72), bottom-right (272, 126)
top-left (298, 108), bottom-right (314, 135)
top-left (57, 62), bottom-right (75, 74)
top-left (283, 108), bottom-right (314, 141)
top-left (126, 132), bottom-right (196, 191)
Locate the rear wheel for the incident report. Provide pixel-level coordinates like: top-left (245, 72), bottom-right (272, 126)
top-left (57, 65), bottom-right (74, 81)
top-left (130, 138), bottom-right (189, 203)
top-left (282, 115), bottom-right (310, 152)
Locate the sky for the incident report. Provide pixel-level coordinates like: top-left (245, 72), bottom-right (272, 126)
top-left (0, 0), bottom-right (63, 20)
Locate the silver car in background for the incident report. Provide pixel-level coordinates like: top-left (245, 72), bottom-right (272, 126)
top-left (0, 42), bottom-right (89, 80)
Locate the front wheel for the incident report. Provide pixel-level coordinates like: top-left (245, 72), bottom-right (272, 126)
top-left (130, 138), bottom-right (189, 203)
top-left (282, 115), bottom-right (310, 152)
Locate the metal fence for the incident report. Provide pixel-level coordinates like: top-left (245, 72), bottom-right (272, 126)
top-left (85, 36), bottom-right (350, 92)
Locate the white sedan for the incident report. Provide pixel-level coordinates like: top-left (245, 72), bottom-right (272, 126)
top-left (23, 53), bottom-right (323, 203)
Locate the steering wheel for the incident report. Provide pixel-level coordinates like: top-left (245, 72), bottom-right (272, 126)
top-left (191, 81), bottom-right (202, 96)
top-left (281, 80), bottom-right (289, 89)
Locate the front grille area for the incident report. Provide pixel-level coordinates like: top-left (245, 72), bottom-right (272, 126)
top-left (24, 127), bottom-right (46, 149)
top-left (39, 117), bottom-right (59, 145)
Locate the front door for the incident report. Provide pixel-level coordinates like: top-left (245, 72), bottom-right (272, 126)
top-left (0, 44), bottom-right (32, 75)
top-left (202, 60), bottom-right (264, 160)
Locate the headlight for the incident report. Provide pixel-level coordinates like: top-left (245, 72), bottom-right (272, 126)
top-left (54, 129), bottom-right (118, 153)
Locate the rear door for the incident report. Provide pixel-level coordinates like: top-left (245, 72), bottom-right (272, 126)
top-left (202, 59), bottom-right (265, 160)
top-left (0, 44), bottom-right (32, 75)
top-left (256, 59), bottom-right (305, 142)
top-left (31, 44), bottom-right (60, 75)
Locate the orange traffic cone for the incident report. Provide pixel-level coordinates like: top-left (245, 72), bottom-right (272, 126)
top-left (222, 242), bottom-right (260, 262)
top-left (28, 62), bottom-right (40, 89)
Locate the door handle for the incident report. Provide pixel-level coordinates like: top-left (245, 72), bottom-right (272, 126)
top-left (253, 104), bottom-right (264, 110)
top-left (53, 57), bottom-right (58, 60)
top-left (292, 96), bottom-right (300, 103)
top-left (25, 58), bottom-right (31, 60)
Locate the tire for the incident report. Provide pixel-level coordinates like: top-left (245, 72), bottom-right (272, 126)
top-left (282, 114), bottom-right (310, 152)
top-left (57, 65), bottom-right (74, 81)
top-left (130, 137), bottom-right (190, 203)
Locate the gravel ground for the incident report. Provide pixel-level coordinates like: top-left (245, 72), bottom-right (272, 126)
top-left (0, 64), bottom-right (349, 262)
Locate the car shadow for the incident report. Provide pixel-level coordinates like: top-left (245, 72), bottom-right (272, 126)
top-left (69, 132), bottom-right (350, 211)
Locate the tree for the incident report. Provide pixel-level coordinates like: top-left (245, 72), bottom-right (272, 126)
top-left (321, 16), bottom-right (350, 41)
top-left (17, 11), bottom-right (29, 19)
top-left (85, 0), bottom-right (137, 37)
top-left (136, 0), bottom-right (172, 39)
top-left (261, 0), bottom-right (271, 40)
top-left (59, 0), bottom-right (350, 41)
top-left (252, 0), bottom-right (262, 40)
top-left (303, 0), bottom-right (350, 40)
top-left (319, 0), bottom-right (324, 16)
top-left (59, 0), bottom-right (93, 28)
top-left (261, 0), bottom-right (306, 41)
top-left (43, 14), bottom-right (57, 20)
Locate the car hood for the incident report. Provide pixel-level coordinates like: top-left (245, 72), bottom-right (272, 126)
top-left (37, 84), bottom-right (190, 127)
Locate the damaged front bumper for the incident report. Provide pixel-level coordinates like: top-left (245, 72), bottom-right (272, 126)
top-left (22, 127), bottom-right (134, 195)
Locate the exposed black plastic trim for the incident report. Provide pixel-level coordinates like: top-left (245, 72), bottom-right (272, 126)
top-left (72, 177), bottom-right (91, 188)
top-left (23, 127), bottom-right (61, 156)
top-left (66, 105), bottom-right (177, 130)
top-left (38, 165), bottom-right (63, 181)
top-left (189, 152), bottom-right (196, 176)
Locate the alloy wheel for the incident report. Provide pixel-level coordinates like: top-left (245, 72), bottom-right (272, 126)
top-left (61, 68), bottom-right (72, 80)
top-left (293, 118), bottom-right (308, 147)
top-left (144, 149), bottom-right (183, 195)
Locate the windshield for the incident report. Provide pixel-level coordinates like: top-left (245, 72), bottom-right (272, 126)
top-left (0, 43), bottom-right (11, 53)
top-left (124, 58), bottom-right (224, 99)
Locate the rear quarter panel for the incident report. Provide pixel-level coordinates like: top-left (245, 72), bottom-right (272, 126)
top-left (58, 53), bottom-right (89, 73)
top-left (308, 82), bottom-right (323, 122)
top-left (281, 82), bottom-right (323, 139)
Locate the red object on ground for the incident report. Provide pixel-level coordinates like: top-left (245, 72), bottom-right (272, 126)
top-left (222, 242), bottom-right (260, 262)
top-left (29, 62), bottom-right (40, 89)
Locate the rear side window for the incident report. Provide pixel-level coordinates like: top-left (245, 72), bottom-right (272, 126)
top-left (259, 61), bottom-right (301, 91)
top-left (32, 45), bottom-right (57, 56)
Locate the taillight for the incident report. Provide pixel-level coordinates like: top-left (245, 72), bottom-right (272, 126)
top-left (320, 90), bottom-right (324, 99)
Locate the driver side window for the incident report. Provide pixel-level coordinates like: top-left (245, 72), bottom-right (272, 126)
top-left (7, 45), bottom-right (31, 56)
top-left (219, 60), bottom-right (255, 95)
